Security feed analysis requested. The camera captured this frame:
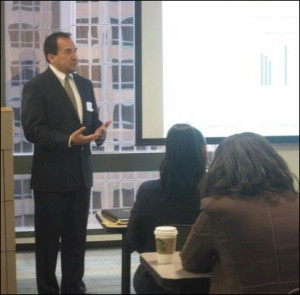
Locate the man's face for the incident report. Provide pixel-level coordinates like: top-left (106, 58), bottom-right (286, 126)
top-left (48, 37), bottom-right (77, 74)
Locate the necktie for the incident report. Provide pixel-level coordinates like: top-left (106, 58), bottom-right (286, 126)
top-left (64, 75), bottom-right (78, 113)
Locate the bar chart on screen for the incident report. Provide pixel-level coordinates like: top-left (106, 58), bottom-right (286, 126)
top-left (161, 1), bottom-right (299, 139)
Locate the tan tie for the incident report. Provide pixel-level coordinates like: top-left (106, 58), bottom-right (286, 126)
top-left (64, 75), bottom-right (78, 113)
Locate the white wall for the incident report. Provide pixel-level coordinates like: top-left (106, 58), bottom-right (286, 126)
top-left (274, 144), bottom-right (299, 190)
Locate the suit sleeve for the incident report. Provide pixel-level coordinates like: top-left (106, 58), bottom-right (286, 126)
top-left (180, 209), bottom-right (217, 273)
top-left (21, 79), bottom-right (70, 149)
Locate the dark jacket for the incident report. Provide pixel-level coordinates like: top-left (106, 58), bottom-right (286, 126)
top-left (127, 179), bottom-right (202, 294)
top-left (126, 179), bottom-right (201, 253)
top-left (21, 68), bottom-right (102, 191)
top-left (181, 192), bottom-right (299, 294)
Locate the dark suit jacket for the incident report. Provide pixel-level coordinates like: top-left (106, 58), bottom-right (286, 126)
top-left (21, 67), bottom-right (103, 192)
top-left (126, 179), bottom-right (201, 253)
top-left (181, 192), bottom-right (299, 294)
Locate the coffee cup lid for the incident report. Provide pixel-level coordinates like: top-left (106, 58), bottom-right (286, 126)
top-left (154, 226), bottom-right (178, 235)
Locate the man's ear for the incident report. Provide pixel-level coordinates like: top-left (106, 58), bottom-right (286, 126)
top-left (47, 53), bottom-right (55, 64)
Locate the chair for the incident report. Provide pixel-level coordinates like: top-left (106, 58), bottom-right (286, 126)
top-left (171, 224), bottom-right (192, 251)
top-left (171, 223), bottom-right (210, 294)
top-left (288, 287), bottom-right (299, 294)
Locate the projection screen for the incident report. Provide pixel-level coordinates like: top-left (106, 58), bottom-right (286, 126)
top-left (135, 1), bottom-right (299, 145)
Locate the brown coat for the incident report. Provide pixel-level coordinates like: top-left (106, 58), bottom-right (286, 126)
top-left (180, 192), bottom-right (299, 294)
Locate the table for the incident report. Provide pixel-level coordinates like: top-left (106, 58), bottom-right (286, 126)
top-left (140, 252), bottom-right (210, 294)
top-left (95, 211), bottom-right (131, 294)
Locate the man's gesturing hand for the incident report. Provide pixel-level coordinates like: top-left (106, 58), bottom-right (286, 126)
top-left (95, 120), bottom-right (113, 139)
top-left (70, 121), bottom-right (112, 146)
top-left (70, 126), bottom-right (101, 146)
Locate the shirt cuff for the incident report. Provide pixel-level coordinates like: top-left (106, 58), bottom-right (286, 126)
top-left (68, 135), bottom-right (73, 148)
top-left (95, 134), bottom-right (106, 146)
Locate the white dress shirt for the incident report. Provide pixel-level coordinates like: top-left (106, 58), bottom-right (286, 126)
top-left (49, 64), bottom-right (83, 124)
top-left (49, 65), bottom-right (84, 147)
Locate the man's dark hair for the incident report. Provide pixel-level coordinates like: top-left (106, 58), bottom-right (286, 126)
top-left (44, 32), bottom-right (71, 63)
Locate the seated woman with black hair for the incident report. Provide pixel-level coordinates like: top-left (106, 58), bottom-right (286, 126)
top-left (126, 124), bottom-right (207, 294)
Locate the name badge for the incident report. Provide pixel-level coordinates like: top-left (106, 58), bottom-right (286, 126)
top-left (86, 102), bottom-right (94, 112)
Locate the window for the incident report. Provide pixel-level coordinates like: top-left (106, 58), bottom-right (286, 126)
top-left (12, 1), bottom-right (40, 11)
top-left (76, 17), bottom-right (100, 46)
top-left (113, 103), bottom-right (134, 129)
top-left (4, 1), bottom-right (163, 231)
top-left (111, 17), bottom-right (134, 46)
top-left (92, 191), bottom-right (102, 213)
top-left (77, 59), bottom-right (89, 78)
top-left (112, 59), bottom-right (134, 90)
top-left (11, 60), bottom-right (39, 86)
top-left (122, 188), bottom-right (134, 207)
top-left (8, 23), bottom-right (40, 48)
top-left (77, 59), bottom-right (101, 88)
top-left (91, 60), bottom-right (101, 88)
top-left (14, 176), bottom-right (34, 228)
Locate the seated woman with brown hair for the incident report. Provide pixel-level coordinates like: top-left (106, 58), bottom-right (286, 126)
top-left (181, 132), bottom-right (299, 294)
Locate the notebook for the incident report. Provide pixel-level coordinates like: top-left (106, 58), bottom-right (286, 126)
top-left (101, 208), bottom-right (131, 225)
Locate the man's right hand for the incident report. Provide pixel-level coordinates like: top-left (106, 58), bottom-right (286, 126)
top-left (70, 126), bottom-right (100, 146)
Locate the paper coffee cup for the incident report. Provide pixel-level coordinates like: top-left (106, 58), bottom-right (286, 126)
top-left (154, 226), bottom-right (178, 264)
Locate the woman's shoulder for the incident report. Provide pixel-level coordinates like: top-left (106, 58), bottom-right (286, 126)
top-left (200, 191), bottom-right (299, 213)
top-left (135, 179), bottom-right (162, 201)
top-left (132, 179), bottom-right (164, 214)
top-left (139, 179), bottom-right (161, 192)
top-left (200, 194), bottom-right (243, 212)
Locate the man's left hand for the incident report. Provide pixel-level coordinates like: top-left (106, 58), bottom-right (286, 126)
top-left (95, 120), bottom-right (112, 139)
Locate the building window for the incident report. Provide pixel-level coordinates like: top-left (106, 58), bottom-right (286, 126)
top-left (77, 59), bottom-right (89, 78)
top-left (14, 177), bottom-right (34, 229)
top-left (113, 189), bottom-right (120, 208)
top-left (111, 17), bottom-right (134, 47)
top-left (4, 1), bottom-right (164, 231)
top-left (77, 59), bottom-right (101, 88)
top-left (112, 59), bottom-right (134, 90)
top-left (92, 191), bottom-right (102, 213)
top-left (76, 17), bottom-right (99, 46)
top-left (92, 60), bottom-right (101, 88)
top-left (12, 107), bottom-right (21, 127)
top-left (8, 23), bottom-right (40, 48)
top-left (122, 188), bottom-right (134, 207)
top-left (12, 1), bottom-right (40, 11)
top-left (113, 103), bottom-right (134, 129)
top-left (11, 60), bottom-right (39, 86)
top-left (121, 17), bottom-right (134, 47)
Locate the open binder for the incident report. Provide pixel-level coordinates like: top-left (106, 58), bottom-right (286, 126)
top-left (101, 208), bottom-right (131, 225)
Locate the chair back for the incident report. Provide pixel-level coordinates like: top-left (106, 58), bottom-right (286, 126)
top-left (171, 224), bottom-right (192, 251)
top-left (288, 288), bottom-right (299, 294)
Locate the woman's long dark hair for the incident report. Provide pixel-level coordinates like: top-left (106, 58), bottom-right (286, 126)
top-left (160, 124), bottom-right (207, 201)
top-left (200, 132), bottom-right (298, 197)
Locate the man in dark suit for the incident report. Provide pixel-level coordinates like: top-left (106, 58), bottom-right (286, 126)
top-left (21, 32), bottom-right (111, 294)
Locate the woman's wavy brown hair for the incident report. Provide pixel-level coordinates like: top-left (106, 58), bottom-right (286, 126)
top-left (200, 132), bottom-right (298, 197)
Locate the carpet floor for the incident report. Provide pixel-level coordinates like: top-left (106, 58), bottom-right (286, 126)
top-left (17, 247), bottom-right (139, 294)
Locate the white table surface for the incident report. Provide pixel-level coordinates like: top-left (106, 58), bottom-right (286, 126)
top-left (140, 252), bottom-right (211, 280)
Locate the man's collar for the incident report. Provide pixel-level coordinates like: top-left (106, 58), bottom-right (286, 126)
top-left (49, 64), bottom-right (73, 82)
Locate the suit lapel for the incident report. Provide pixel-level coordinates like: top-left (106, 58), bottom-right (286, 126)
top-left (73, 74), bottom-right (88, 126)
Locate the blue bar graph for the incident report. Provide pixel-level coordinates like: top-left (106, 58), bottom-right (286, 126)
top-left (260, 46), bottom-right (289, 86)
top-left (261, 54), bottom-right (271, 86)
top-left (261, 54), bottom-right (264, 85)
top-left (269, 60), bottom-right (271, 85)
top-left (284, 45), bottom-right (288, 85)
